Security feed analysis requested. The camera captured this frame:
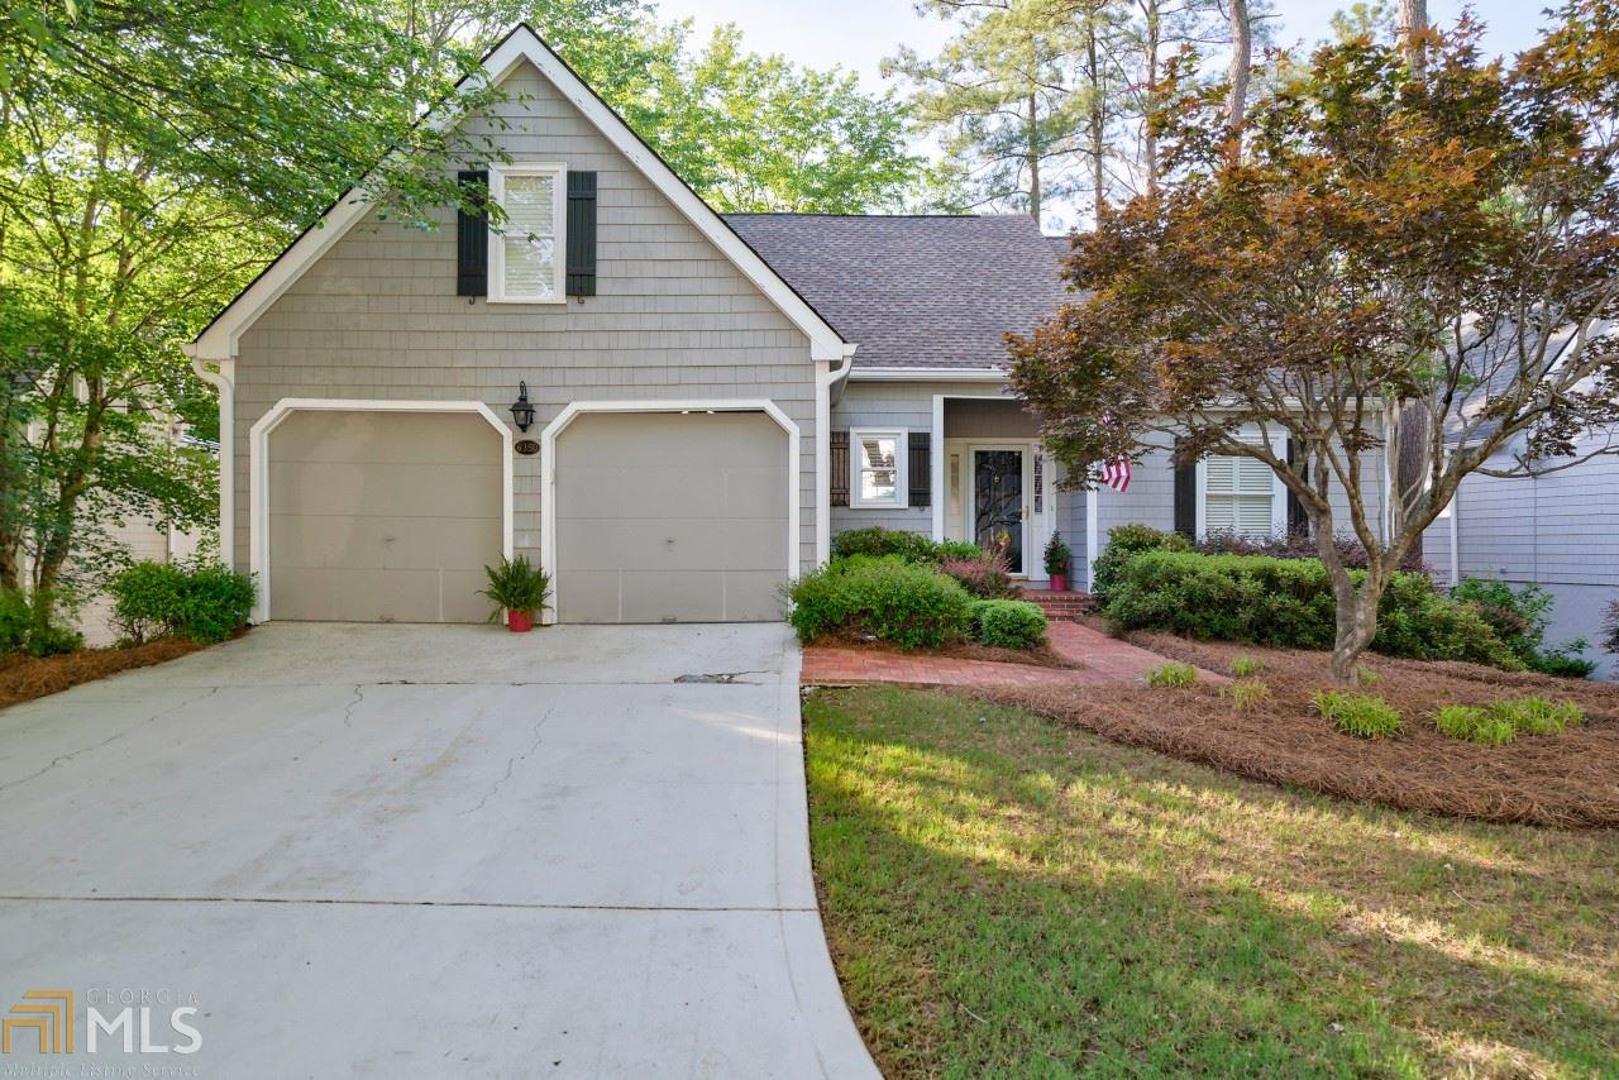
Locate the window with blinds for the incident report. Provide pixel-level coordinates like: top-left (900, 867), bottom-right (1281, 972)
top-left (1204, 452), bottom-right (1275, 537)
top-left (489, 164), bottom-right (565, 303)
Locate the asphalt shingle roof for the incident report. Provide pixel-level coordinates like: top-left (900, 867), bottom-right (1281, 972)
top-left (723, 213), bottom-right (1070, 370)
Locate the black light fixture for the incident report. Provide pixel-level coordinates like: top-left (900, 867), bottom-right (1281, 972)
top-left (509, 380), bottom-right (535, 432)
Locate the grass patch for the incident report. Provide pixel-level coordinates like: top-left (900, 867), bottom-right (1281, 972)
top-left (1492, 696), bottom-right (1584, 736)
top-left (806, 685), bottom-right (1619, 1077)
top-left (1144, 661), bottom-right (1196, 688)
top-left (1220, 677), bottom-right (1271, 711)
top-left (1312, 690), bottom-right (1402, 738)
top-left (1230, 654), bottom-right (1264, 677)
top-left (1434, 704), bottom-right (1517, 746)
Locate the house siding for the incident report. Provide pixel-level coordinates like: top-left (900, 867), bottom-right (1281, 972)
top-left (229, 59), bottom-right (820, 578)
top-left (1434, 434), bottom-right (1619, 679)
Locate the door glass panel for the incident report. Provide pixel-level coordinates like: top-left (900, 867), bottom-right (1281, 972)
top-left (974, 450), bottom-right (1023, 573)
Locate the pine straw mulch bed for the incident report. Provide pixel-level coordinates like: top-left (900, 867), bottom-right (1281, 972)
top-left (979, 631), bottom-right (1619, 828)
top-left (0, 638), bottom-right (206, 711)
top-left (815, 633), bottom-right (1079, 670)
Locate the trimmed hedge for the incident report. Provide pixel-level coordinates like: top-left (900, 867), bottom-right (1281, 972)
top-left (1089, 524), bottom-right (1190, 603)
top-left (831, 527), bottom-right (981, 565)
top-left (788, 556), bottom-right (973, 650)
top-left (1107, 551), bottom-right (1522, 669)
top-left (969, 599), bottom-right (1048, 649)
top-left (110, 560), bottom-right (257, 645)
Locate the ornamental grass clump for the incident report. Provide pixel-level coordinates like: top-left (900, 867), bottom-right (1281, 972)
top-left (1144, 661), bottom-right (1197, 688)
top-left (1433, 705), bottom-right (1518, 746)
top-left (1490, 696), bottom-right (1584, 736)
top-left (1230, 655), bottom-right (1264, 677)
top-left (1221, 677), bottom-right (1271, 712)
top-left (1312, 691), bottom-right (1401, 738)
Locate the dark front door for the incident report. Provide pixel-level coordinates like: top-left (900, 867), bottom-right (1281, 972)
top-left (974, 449), bottom-right (1024, 574)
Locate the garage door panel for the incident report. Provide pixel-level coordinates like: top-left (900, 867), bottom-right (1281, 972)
top-left (268, 410), bottom-right (503, 624)
top-left (273, 412), bottom-right (496, 464)
top-left (554, 411), bottom-right (789, 624)
top-left (270, 514), bottom-right (500, 572)
top-left (271, 461), bottom-right (502, 519)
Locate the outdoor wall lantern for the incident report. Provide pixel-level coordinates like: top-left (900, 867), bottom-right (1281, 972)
top-left (510, 381), bottom-right (535, 432)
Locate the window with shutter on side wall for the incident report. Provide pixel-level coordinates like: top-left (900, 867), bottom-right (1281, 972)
top-left (1204, 436), bottom-right (1281, 539)
top-left (488, 163), bottom-right (566, 303)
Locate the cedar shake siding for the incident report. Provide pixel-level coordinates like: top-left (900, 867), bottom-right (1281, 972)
top-left (228, 58), bottom-right (820, 575)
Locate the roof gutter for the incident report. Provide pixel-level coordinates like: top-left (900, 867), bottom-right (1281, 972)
top-left (846, 366), bottom-right (1008, 383)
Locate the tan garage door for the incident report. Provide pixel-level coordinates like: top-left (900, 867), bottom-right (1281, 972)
top-left (268, 410), bottom-right (503, 622)
top-left (554, 411), bottom-right (788, 623)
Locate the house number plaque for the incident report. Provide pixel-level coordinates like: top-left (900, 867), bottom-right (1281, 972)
top-left (514, 439), bottom-right (540, 456)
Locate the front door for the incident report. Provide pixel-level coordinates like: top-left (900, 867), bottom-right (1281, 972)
top-left (973, 448), bottom-right (1025, 574)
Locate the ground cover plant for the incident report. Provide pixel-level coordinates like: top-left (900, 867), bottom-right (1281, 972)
top-left (986, 629), bottom-right (1619, 827)
top-left (1312, 690), bottom-right (1401, 738)
top-left (1144, 661), bottom-right (1196, 688)
top-left (806, 686), bottom-right (1619, 1076)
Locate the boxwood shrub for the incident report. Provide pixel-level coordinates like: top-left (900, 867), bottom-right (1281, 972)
top-left (1107, 551), bottom-right (1521, 669)
top-left (969, 599), bottom-right (1048, 649)
top-left (1089, 524), bottom-right (1191, 604)
top-left (788, 555), bottom-right (972, 650)
top-left (110, 560), bottom-right (257, 644)
top-left (830, 527), bottom-right (984, 566)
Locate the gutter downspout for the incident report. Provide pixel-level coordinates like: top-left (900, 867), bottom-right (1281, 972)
top-left (816, 349), bottom-right (857, 566)
top-left (184, 345), bottom-right (235, 572)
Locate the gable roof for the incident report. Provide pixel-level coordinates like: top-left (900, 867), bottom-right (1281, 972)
top-left (723, 213), bottom-right (1068, 372)
top-left (189, 24), bottom-right (853, 363)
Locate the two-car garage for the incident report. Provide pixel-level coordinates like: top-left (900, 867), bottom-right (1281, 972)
top-left (256, 402), bottom-right (794, 626)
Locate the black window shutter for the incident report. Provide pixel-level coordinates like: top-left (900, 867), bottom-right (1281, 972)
top-left (566, 170), bottom-right (597, 297)
top-left (1173, 440), bottom-right (1197, 537)
top-left (1285, 438), bottom-right (1308, 537)
top-left (908, 433), bottom-right (931, 508)
top-left (829, 430), bottom-right (850, 507)
top-left (456, 169), bottom-right (488, 297)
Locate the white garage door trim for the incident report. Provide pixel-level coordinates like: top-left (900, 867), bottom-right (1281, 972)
top-left (539, 399), bottom-right (801, 626)
top-left (248, 398), bottom-right (515, 623)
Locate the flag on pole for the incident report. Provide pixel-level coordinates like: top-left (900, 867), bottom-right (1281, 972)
top-left (1101, 457), bottom-right (1131, 493)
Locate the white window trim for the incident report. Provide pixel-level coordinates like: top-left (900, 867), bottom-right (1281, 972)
top-left (488, 162), bottom-right (568, 304)
top-left (850, 427), bottom-right (909, 510)
top-left (1195, 429), bottom-right (1288, 540)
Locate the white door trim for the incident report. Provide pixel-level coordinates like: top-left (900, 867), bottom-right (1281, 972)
top-left (247, 398), bottom-right (515, 624)
top-left (930, 391), bottom-right (1022, 542)
top-left (538, 399), bottom-right (802, 626)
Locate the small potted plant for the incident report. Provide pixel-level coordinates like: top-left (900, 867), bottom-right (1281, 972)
top-left (1044, 531), bottom-right (1073, 592)
top-left (480, 555), bottom-right (552, 632)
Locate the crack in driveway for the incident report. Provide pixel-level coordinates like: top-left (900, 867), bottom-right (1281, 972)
top-left (459, 704), bottom-right (555, 816)
top-left (0, 685), bottom-right (221, 796)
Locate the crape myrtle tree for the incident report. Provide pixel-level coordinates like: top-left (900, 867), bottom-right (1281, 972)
top-left (1008, 5), bottom-right (1619, 680)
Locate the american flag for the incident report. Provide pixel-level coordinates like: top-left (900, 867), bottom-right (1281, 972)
top-left (1101, 457), bottom-right (1131, 493)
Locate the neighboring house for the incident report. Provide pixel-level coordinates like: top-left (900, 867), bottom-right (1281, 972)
top-left (185, 23), bottom-right (1390, 628)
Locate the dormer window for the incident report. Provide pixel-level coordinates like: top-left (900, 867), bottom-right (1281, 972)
top-left (488, 163), bottom-right (567, 303)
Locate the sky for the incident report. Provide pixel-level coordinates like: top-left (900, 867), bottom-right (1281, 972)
top-left (654, 1), bottom-right (1544, 95)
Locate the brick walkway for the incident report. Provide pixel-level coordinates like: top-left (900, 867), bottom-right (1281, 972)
top-left (801, 621), bottom-right (1223, 689)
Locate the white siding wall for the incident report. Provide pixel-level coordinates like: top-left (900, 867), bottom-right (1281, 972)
top-left (231, 60), bottom-right (820, 577)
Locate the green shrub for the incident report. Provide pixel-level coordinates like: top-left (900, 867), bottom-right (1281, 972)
top-left (1230, 654), bottom-right (1264, 677)
top-left (969, 599), bottom-right (1048, 649)
top-left (110, 560), bottom-right (256, 645)
top-left (1313, 691), bottom-right (1401, 738)
top-left (934, 540), bottom-right (985, 562)
top-left (1144, 661), bottom-right (1197, 688)
top-left (1090, 524), bottom-right (1191, 604)
top-left (1491, 696), bottom-right (1584, 736)
top-left (1221, 677), bottom-right (1271, 711)
top-left (788, 556), bottom-right (973, 650)
top-left (0, 588), bottom-right (29, 653)
top-left (831, 527), bottom-right (943, 564)
top-left (24, 623), bottom-right (83, 658)
top-left (1433, 704), bottom-right (1517, 746)
top-left (1451, 577), bottom-right (1594, 676)
top-left (1043, 531), bottom-right (1073, 578)
top-left (1106, 551), bottom-right (1522, 669)
top-left (479, 555), bottom-right (552, 618)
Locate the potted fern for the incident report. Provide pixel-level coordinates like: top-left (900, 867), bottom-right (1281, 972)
top-left (480, 555), bottom-right (552, 632)
top-left (1043, 532), bottom-right (1073, 592)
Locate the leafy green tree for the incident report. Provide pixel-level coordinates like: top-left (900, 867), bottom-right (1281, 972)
top-left (1008, 10), bottom-right (1619, 680)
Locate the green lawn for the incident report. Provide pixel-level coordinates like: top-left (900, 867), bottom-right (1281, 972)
top-left (805, 686), bottom-right (1619, 1078)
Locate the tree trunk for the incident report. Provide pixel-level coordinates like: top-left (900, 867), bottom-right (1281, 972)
top-left (1329, 578), bottom-right (1385, 682)
top-left (1225, 0), bottom-right (1251, 160)
top-left (1086, 12), bottom-right (1106, 221)
top-left (1026, 90), bottom-right (1041, 220)
top-left (1141, 0), bottom-right (1160, 198)
top-left (1398, 0), bottom-right (1428, 70)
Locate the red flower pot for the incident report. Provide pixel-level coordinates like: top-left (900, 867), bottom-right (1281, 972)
top-left (1048, 574), bottom-right (1068, 593)
top-left (507, 609), bottom-right (535, 633)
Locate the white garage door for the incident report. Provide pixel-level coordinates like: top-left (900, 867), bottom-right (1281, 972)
top-left (554, 411), bottom-right (789, 623)
top-left (267, 410), bottom-right (504, 622)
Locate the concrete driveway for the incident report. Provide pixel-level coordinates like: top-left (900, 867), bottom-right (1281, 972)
top-left (0, 623), bottom-right (876, 1077)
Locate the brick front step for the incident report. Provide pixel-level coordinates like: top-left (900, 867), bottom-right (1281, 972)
top-left (1019, 589), bottom-right (1093, 622)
